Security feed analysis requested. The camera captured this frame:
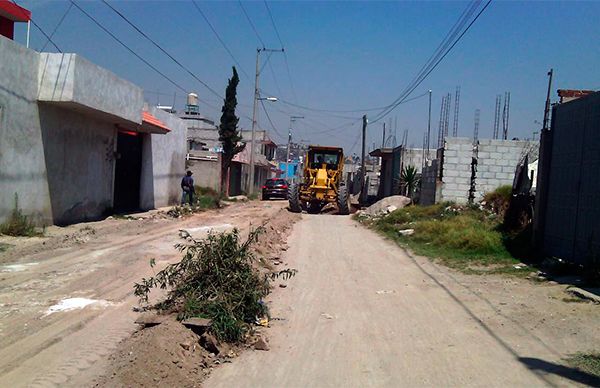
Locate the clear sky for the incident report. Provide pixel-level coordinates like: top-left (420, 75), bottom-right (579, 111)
top-left (13, 0), bottom-right (600, 155)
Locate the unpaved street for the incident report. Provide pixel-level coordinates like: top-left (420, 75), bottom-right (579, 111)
top-left (207, 214), bottom-right (599, 387)
top-left (0, 201), bottom-right (289, 387)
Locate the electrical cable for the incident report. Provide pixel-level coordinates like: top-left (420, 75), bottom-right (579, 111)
top-left (371, 0), bottom-right (492, 124)
top-left (190, 0), bottom-right (251, 80)
top-left (263, 1), bottom-right (298, 103)
top-left (12, 0), bottom-right (62, 52)
top-left (238, 0), bottom-right (266, 48)
top-left (260, 100), bottom-right (285, 140)
top-left (41, 2), bottom-right (72, 51)
top-left (100, 0), bottom-right (224, 101)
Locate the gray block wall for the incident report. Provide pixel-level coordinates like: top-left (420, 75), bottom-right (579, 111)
top-left (420, 160), bottom-right (438, 206)
top-left (441, 138), bottom-right (474, 204)
top-left (474, 139), bottom-right (538, 201)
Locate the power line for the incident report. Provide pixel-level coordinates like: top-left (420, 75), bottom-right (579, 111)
top-left (100, 0), bottom-right (223, 100)
top-left (263, 0), bottom-right (298, 103)
top-left (260, 100), bottom-right (284, 140)
top-left (371, 0), bottom-right (492, 124)
top-left (71, 1), bottom-right (190, 97)
top-left (12, 0), bottom-right (62, 52)
top-left (238, 0), bottom-right (266, 48)
top-left (190, 0), bottom-right (251, 80)
top-left (41, 2), bottom-right (72, 51)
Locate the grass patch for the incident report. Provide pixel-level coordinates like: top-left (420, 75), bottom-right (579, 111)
top-left (0, 194), bottom-right (42, 237)
top-left (134, 228), bottom-right (296, 343)
top-left (247, 192), bottom-right (259, 201)
top-left (565, 352), bottom-right (600, 378)
top-left (168, 186), bottom-right (221, 218)
top-left (360, 202), bottom-right (530, 276)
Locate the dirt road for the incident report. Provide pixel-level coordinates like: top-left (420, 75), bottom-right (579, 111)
top-left (0, 201), bottom-right (288, 387)
top-left (206, 214), bottom-right (599, 387)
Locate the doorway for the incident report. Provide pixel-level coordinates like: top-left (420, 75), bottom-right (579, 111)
top-left (113, 131), bottom-right (143, 213)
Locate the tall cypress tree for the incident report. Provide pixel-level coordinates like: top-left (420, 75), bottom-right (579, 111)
top-left (219, 67), bottom-right (244, 195)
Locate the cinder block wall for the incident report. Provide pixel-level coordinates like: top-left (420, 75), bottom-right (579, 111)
top-left (474, 139), bottom-right (538, 201)
top-left (441, 138), bottom-right (474, 204)
top-left (402, 148), bottom-right (424, 173)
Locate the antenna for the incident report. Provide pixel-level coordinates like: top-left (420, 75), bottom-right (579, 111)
top-left (453, 86), bottom-right (460, 137)
top-left (474, 109), bottom-right (480, 141)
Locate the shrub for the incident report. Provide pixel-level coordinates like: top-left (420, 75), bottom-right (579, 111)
top-left (482, 185), bottom-right (512, 217)
top-left (134, 227), bottom-right (295, 342)
top-left (0, 194), bottom-right (40, 237)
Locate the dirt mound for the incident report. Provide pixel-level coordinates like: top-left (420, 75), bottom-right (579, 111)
top-left (365, 195), bottom-right (411, 216)
top-left (97, 318), bottom-right (215, 387)
top-left (254, 208), bottom-right (300, 259)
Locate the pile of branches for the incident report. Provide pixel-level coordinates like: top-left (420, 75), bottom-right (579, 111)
top-left (134, 227), bottom-right (295, 342)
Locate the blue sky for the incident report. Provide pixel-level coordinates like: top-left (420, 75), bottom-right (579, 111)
top-left (13, 0), bottom-right (600, 154)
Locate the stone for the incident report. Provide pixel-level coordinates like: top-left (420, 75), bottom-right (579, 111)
top-left (254, 336), bottom-right (270, 351)
top-left (134, 313), bottom-right (165, 327)
top-left (182, 317), bottom-right (212, 330)
top-left (386, 205), bottom-right (398, 213)
top-left (180, 342), bottom-right (191, 351)
top-left (365, 196), bottom-right (411, 216)
top-left (200, 333), bottom-right (221, 354)
top-left (398, 229), bottom-right (414, 236)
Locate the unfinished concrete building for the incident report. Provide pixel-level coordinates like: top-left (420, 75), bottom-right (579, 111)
top-left (0, 34), bottom-right (187, 226)
top-left (420, 137), bottom-right (538, 205)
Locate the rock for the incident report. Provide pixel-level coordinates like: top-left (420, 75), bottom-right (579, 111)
top-left (365, 195), bottom-right (411, 216)
top-left (200, 333), bottom-right (221, 354)
top-left (386, 205), bottom-right (397, 213)
top-left (182, 317), bottom-right (212, 330)
top-left (398, 229), bottom-right (414, 236)
top-left (134, 313), bottom-right (165, 327)
top-left (254, 336), bottom-right (270, 351)
top-left (228, 195), bottom-right (248, 202)
top-left (279, 284), bottom-right (287, 288)
top-left (180, 342), bottom-right (191, 351)
top-left (566, 287), bottom-right (600, 304)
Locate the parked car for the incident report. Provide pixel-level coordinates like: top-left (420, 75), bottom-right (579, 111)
top-left (262, 178), bottom-right (288, 200)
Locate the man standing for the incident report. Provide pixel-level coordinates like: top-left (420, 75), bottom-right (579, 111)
top-left (181, 170), bottom-right (195, 205)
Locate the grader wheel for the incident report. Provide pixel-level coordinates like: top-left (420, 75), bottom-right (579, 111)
top-left (337, 185), bottom-right (350, 215)
top-left (288, 183), bottom-right (302, 213)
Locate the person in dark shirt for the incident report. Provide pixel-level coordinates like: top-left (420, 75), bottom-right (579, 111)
top-left (181, 170), bottom-right (195, 205)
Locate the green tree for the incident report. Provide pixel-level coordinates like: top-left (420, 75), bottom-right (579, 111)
top-left (400, 165), bottom-right (420, 198)
top-left (219, 67), bottom-right (245, 196)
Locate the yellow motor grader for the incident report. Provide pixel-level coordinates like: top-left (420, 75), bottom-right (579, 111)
top-left (288, 146), bottom-right (349, 215)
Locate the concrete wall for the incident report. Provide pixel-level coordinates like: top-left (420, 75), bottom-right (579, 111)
top-left (0, 36), bottom-right (52, 224)
top-left (38, 53), bottom-right (144, 124)
top-left (144, 105), bottom-right (187, 209)
top-left (187, 156), bottom-right (221, 192)
top-left (474, 139), bottom-right (538, 201)
top-left (440, 138), bottom-right (474, 204)
top-left (38, 104), bottom-right (116, 224)
top-left (402, 148), bottom-right (424, 173)
top-left (420, 160), bottom-right (439, 206)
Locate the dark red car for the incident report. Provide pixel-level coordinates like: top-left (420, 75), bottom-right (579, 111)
top-left (262, 178), bottom-right (288, 200)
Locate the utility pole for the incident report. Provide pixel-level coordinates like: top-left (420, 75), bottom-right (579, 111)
top-left (543, 69), bottom-right (553, 131)
top-left (361, 115), bottom-right (367, 203)
top-left (249, 47), bottom-right (283, 195)
top-left (382, 122), bottom-right (386, 148)
top-left (287, 116), bottom-right (303, 182)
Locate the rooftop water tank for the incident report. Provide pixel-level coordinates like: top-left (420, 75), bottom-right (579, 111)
top-left (187, 92), bottom-right (198, 106)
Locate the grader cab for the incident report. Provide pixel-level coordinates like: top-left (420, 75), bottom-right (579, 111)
top-left (288, 146), bottom-right (349, 215)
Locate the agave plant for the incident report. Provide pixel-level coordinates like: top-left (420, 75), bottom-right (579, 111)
top-left (400, 165), bottom-right (420, 198)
